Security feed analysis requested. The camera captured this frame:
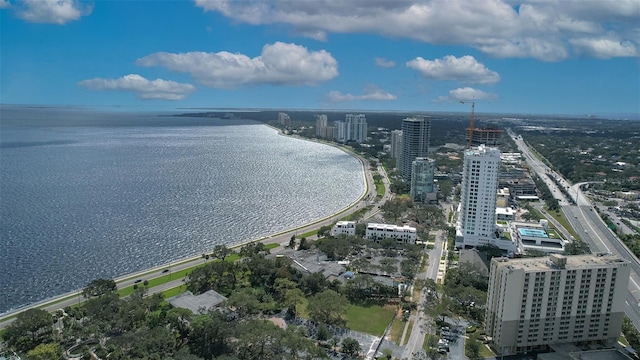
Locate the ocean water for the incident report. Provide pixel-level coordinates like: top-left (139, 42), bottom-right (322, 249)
top-left (0, 107), bottom-right (365, 314)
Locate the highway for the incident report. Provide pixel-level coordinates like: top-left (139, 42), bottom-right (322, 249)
top-left (0, 144), bottom-right (386, 330)
top-left (509, 129), bottom-right (640, 330)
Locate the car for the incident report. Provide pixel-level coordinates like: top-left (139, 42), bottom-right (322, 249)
top-left (134, 279), bottom-right (142, 283)
top-left (162, 269), bottom-right (170, 273)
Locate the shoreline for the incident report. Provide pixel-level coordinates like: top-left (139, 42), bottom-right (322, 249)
top-left (0, 124), bottom-right (372, 322)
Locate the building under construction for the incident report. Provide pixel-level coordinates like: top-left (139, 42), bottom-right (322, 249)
top-left (466, 127), bottom-right (503, 147)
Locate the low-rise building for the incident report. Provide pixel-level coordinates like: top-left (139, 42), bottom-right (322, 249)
top-left (511, 221), bottom-right (565, 254)
top-left (167, 290), bottom-right (228, 314)
top-left (365, 223), bottom-right (416, 244)
top-left (331, 221), bottom-right (356, 237)
top-left (496, 207), bottom-right (515, 221)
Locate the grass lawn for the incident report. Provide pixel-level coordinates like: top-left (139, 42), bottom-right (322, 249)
top-left (296, 297), bottom-right (310, 319)
top-left (161, 285), bottom-right (188, 299)
top-left (341, 208), bottom-right (369, 221)
top-left (619, 335), bottom-right (629, 346)
top-left (404, 320), bottom-right (414, 346)
top-left (388, 315), bottom-right (405, 345)
top-left (346, 303), bottom-right (395, 336)
top-left (264, 243), bottom-right (279, 250)
top-left (479, 344), bottom-right (495, 357)
top-left (375, 181), bottom-right (385, 197)
top-left (296, 230), bottom-right (318, 239)
top-left (545, 208), bottom-right (579, 240)
top-left (117, 265), bottom-right (204, 297)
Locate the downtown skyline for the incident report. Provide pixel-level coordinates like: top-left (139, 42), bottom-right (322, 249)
top-left (1, 0), bottom-right (639, 116)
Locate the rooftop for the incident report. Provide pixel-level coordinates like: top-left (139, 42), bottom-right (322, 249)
top-left (494, 254), bottom-right (629, 272)
top-left (367, 223), bottom-right (416, 232)
top-left (518, 227), bottom-right (549, 238)
top-left (167, 290), bottom-right (227, 314)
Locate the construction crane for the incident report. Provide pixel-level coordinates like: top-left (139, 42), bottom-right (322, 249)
top-left (460, 100), bottom-right (475, 149)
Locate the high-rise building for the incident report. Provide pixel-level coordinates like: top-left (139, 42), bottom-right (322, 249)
top-left (335, 114), bottom-right (367, 142)
top-left (455, 145), bottom-right (514, 251)
top-left (390, 130), bottom-right (403, 162)
top-left (323, 126), bottom-right (335, 139)
top-left (411, 157), bottom-right (436, 203)
top-left (334, 121), bottom-right (346, 142)
top-left (278, 112), bottom-right (291, 127)
top-left (345, 114), bottom-right (367, 142)
top-left (467, 127), bottom-right (503, 147)
top-left (315, 114), bottom-right (328, 137)
top-left (401, 116), bottom-right (431, 182)
top-left (485, 254), bottom-right (630, 356)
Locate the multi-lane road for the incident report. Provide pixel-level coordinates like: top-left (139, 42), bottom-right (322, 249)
top-left (510, 129), bottom-right (640, 330)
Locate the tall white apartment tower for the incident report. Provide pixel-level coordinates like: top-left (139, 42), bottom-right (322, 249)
top-left (278, 112), bottom-right (291, 127)
top-left (485, 254), bottom-right (630, 356)
top-left (334, 121), bottom-right (346, 142)
top-left (390, 130), bottom-right (403, 163)
top-left (455, 144), bottom-right (514, 251)
top-left (401, 117), bottom-right (431, 182)
top-left (315, 114), bottom-right (328, 137)
top-left (345, 114), bottom-right (367, 142)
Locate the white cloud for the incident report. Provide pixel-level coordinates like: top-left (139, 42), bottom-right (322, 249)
top-left (16, 0), bottom-right (92, 24)
top-left (375, 57), bottom-right (396, 68)
top-left (569, 37), bottom-right (638, 59)
top-left (78, 74), bottom-right (196, 100)
top-left (194, 0), bottom-right (640, 61)
top-left (137, 42), bottom-right (338, 88)
top-left (406, 55), bottom-right (500, 85)
top-left (0, 0), bottom-right (11, 9)
top-left (327, 85), bottom-right (397, 102)
top-left (434, 87), bottom-right (498, 102)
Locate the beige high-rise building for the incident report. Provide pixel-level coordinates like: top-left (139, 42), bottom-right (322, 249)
top-left (315, 114), bottom-right (328, 137)
top-left (485, 254), bottom-right (630, 356)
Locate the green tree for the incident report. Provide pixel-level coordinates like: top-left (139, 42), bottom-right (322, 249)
top-left (239, 242), bottom-right (268, 257)
top-left (189, 312), bottom-right (230, 359)
top-left (212, 244), bottom-right (232, 261)
top-left (26, 343), bottom-right (63, 360)
top-left (341, 337), bottom-right (361, 358)
top-left (166, 307), bottom-right (194, 347)
top-left (317, 323), bottom-right (331, 342)
top-left (289, 235), bottom-right (296, 249)
top-left (3, 308), bottom-right (54, 353)
top-left (298, 237), bottom-right (308, 250)
top-left (380, 348), bottom-right (393, 359)
top-left (465, 337), bottom-right (481, 359)
top-left (82, 278), bottom-right (117, 298)
top-left (565, 239), bottom-right (591, 255)
top-left (622, 316), bottom-right (640, 351)
top-left (226, 288), bottom-right (261, 318)
top-left (308, 289), bottom-right (349, 326)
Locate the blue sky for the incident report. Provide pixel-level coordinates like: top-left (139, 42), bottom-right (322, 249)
top-left (1, 0), bottom-right (639, 115)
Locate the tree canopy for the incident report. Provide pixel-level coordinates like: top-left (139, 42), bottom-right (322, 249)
top-left (82, 278), bottom-right (117, 298)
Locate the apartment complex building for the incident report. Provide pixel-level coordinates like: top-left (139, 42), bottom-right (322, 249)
top-left (485, 254), bottom-right (630, 356)
top-left (278, 112), bottom-right (291, 127)
top-left (410, 157), bottom-right (437, 203)
top-left (365, 223), bottom-right (417, 244)
top-left (456, 145), bottom-right (515, 251)
top-left (330, 221), bottom-right (356, 237)
top-left (315, 114), bottom-right (328, 137)
top-left (334, 114), bottom-right (367, 143)
top-left (390, 130), bottom-right (403, 163)
top-left (401, 116), bottom-right (431, 182)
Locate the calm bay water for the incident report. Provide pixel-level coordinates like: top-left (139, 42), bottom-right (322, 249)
top-left (0, 107), bottom-right (365, 314)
